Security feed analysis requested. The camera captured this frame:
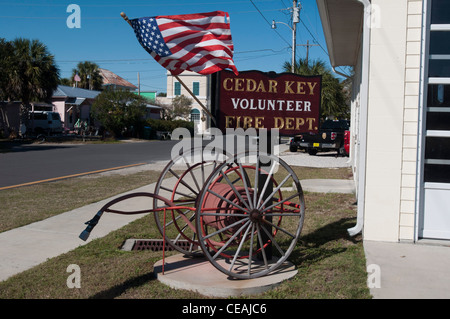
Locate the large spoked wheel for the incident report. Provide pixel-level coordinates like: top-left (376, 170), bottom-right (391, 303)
top-left (196, 151), bottom-right (305, 279)
top-left (153, 147), bottom-right (230, 256)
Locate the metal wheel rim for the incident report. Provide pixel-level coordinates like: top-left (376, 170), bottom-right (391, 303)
top-left (196, 151), bottom-right (305, 279)
top-left (153, 146), bottom-right (230, 256)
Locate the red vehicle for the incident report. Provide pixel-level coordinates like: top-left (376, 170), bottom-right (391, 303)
top-left (343, 129), bottom-right (350, 156)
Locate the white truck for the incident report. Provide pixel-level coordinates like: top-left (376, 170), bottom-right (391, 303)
top-left (29, 111), bottom-right (63, 135)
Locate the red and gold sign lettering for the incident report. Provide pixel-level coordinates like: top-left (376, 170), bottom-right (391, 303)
top-left (216, 70), bottom-right (321, 135)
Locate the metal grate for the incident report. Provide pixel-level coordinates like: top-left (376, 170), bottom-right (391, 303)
top-left (132, 239), bottom-right (199, 251)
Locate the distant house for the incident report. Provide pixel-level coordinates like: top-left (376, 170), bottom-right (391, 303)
top-left (134, 91), bottom-right (161, 120)
top-left (158, 70), bottom-right (210, 134)
top-left (99, 68), bottom-right (138, 91)
top-left (137, 91), bottom-right (157, 102)
top-left (143, 103), bottom-right (162, 120)
top-left (52, 85), bottom-right (100, 131)
top-left (0, 101), bottom-right (55, 137)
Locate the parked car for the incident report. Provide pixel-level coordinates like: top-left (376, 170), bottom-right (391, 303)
top-left (289, 119), bottom-right (350, 156)
top-left (343, 129), bottom-right (350, 156)
top-left (28, 111), bottom-right (63, 135)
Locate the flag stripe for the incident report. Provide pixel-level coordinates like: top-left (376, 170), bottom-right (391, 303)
top-left (162, 26), bottom-right (231, 43)
top-left (160, 39), bottom-right (234, 69)
top-left (156, 11), bottom-right (225, 21)
top-left (188, 52), bottom-right (236, 71)
top-left (157, 46), bottom-right (234, 71)
top-left (130, 11), bottom-right (238, 76)
top-left (168, 36), bottom-right (234, 57)
top-left (163, 31), bottom-right (232, 52)
top-left (158, 20), bottom-right (230, 32)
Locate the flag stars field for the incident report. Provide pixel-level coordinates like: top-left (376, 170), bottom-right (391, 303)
top-left (127, 11), bottom-right (238, 76)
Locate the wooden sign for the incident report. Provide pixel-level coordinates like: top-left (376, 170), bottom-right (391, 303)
top-left (213, 70), bottom-right (321, 135)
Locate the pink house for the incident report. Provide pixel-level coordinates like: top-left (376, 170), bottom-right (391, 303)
top-left (52, 85), bottom-right (100, 131)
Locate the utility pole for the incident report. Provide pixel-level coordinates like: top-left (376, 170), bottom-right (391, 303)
top-left (137, 72), bottom-right (140, 95)
top-left (292, 1), bottom-right (299, 73)
top-left (297, 40), bottom-right (319, 66)
top-left (272, 1), bottom-right (301, 73)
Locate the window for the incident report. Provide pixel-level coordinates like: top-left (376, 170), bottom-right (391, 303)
top-left (193, 82), bottom-right (200, 96)
top-left (427, 84), bottom-right (450, 107)
top-left (430, 0), bottom-right (450, 24)
top-left (423, 0), bottom-right (450, 183)
top-left (428, 60), bottom-right (450, 77)
top-left (424, 164), bottom-right (450, 183)
top-left (190, 108), bottom-right (200, 122)
top-left (31, 113), bottom-right (47, 120)
top-left (426, 112), bottom-right (450, 130)
top-left (174, 82), bottom-right (181, 96)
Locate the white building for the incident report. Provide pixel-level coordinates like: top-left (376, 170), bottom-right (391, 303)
top-left (316, 0), bottom-right (450, 242)
top-left (159, 71), bottom-right (210, 134)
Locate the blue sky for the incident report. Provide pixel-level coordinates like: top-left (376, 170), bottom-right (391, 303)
top-left (0, 0), bottom-right (341, 93)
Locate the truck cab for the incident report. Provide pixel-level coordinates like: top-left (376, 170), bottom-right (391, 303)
top-left (289, 119), bottom-right (350, 156)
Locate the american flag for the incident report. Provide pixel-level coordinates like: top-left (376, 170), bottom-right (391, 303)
top-left (130, 11), bottom-right (238, 76)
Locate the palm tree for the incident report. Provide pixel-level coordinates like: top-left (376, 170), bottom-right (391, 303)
top-left (0, 38), bottom-right (13, 101)
top-left (58, 78), bottom-right (72, 86)
top-left (283, 58), bottom-right (349, 120)
top-left (71, 61), bottom-right (103, 90)
top-left (5, 38), bottom-right (60, 126)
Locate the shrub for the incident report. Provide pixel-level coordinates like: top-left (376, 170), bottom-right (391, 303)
top-left (145, 118), bottom-right (194, 136)
top-left (91, 90), bottom-right (147, 138)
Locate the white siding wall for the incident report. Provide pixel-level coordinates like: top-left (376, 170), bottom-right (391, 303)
top-left (399, 0), bottom-right (423, 241)
top-left (363, 0), bottom-right (408, 241)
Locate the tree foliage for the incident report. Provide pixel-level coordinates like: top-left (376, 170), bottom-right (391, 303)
top-left (0, 38), bottom-right (59, 104)
top-left (71, 61), bottom-right (103, 90)
top-left (91, 90), bottom-right (147, 137)
top-left (0, 38), bottom-right (13, 101)
top-left (283, 58), bottom-right (349, 120)
top-left (58, 78), bottom-right (72, 86)
top-left (0, 38), bottom-right (60, 128)
top-left (161, 95), bottom-right (192, 121)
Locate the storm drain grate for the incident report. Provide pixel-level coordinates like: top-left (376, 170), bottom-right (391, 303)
top-left (131, 239), bottom-right (199, 251)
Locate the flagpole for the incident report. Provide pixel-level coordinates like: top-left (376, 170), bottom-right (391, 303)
top-left (120, 12), bottom-right (217, 126)
top-left (120, 12), bottom-right (132, 25)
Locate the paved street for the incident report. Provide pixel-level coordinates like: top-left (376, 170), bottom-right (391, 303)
top-left (0, 137), bottom-right (352, 189)
top-left (0, 140), bottom-right (178, 189)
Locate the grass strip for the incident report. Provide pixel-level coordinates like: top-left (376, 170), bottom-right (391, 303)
top-left (0, 166), bottom-right (370, 299)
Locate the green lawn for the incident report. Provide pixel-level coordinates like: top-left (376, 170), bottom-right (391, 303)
top-left (0, 165), bottom-right (371, 299)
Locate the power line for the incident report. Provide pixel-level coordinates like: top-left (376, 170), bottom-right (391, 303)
top-left (0, 10), bottom-right (284, 20)
top-left (0, 0), bottom-right (271, 7)
top-left (56, 58), bottom-right (154, 63)
top-left (299, 19), bottom-right (351, 77)
top-left (299, 19), bottom-right (327, 56)
top-left (249, 0), bottom-right (292, 47)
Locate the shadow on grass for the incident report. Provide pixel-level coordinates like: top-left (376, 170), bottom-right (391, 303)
top-left (302, 217), bottom-right (360, 245)
top-left (88, 218), bottom-right (360, 298)
top-left (89, 272), bottom-right (156, 299)
top-left (289, 217), bottom-right (361, 265)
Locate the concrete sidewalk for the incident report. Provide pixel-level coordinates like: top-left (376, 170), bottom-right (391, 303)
top-left (0, 182), bottom-right (157, 282)
top-left (364, 240), bottom-right (450, 299)
top-left (301, 178), bottom-right (355, 193)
